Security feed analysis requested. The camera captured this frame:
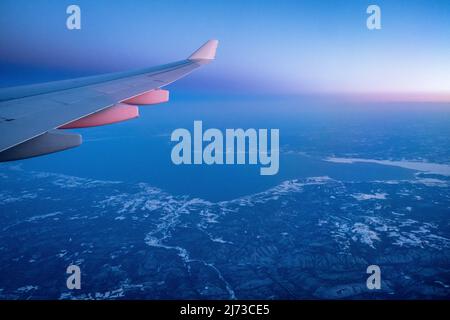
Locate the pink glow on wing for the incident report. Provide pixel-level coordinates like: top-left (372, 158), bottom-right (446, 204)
top-left (123, 89), bottom-right (169, 105)
top-left (60, 103), bottom-right (139, 129)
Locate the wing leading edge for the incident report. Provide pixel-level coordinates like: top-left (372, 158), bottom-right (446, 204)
top-left (0, 40), bottom-right (219, 161)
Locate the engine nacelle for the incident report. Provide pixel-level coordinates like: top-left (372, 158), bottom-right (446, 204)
top-left (60, 103), bottom-right (138, 129)
top-left (123, 89), bottom-right (169, 105)
top-left (0, 130), bottom-right (82, 162)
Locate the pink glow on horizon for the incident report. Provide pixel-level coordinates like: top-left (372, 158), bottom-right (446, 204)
top-left (324, 92), bottom-right (450, 103)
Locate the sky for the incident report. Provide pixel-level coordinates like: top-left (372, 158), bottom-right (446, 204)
top-left (0, 0), bottom-right (449, 99)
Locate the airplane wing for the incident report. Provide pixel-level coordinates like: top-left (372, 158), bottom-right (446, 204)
top-left (0, 40), bottom-right (218, 161)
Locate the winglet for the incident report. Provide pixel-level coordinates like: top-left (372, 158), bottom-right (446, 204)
top-left (188, 40), bottom-right (219, 62)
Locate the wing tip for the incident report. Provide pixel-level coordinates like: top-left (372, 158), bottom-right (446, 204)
top-left (188, 39), bottom-right (219, 61)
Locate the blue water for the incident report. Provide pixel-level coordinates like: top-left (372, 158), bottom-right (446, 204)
top-left (14, 94), bottom-right (449, 201)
